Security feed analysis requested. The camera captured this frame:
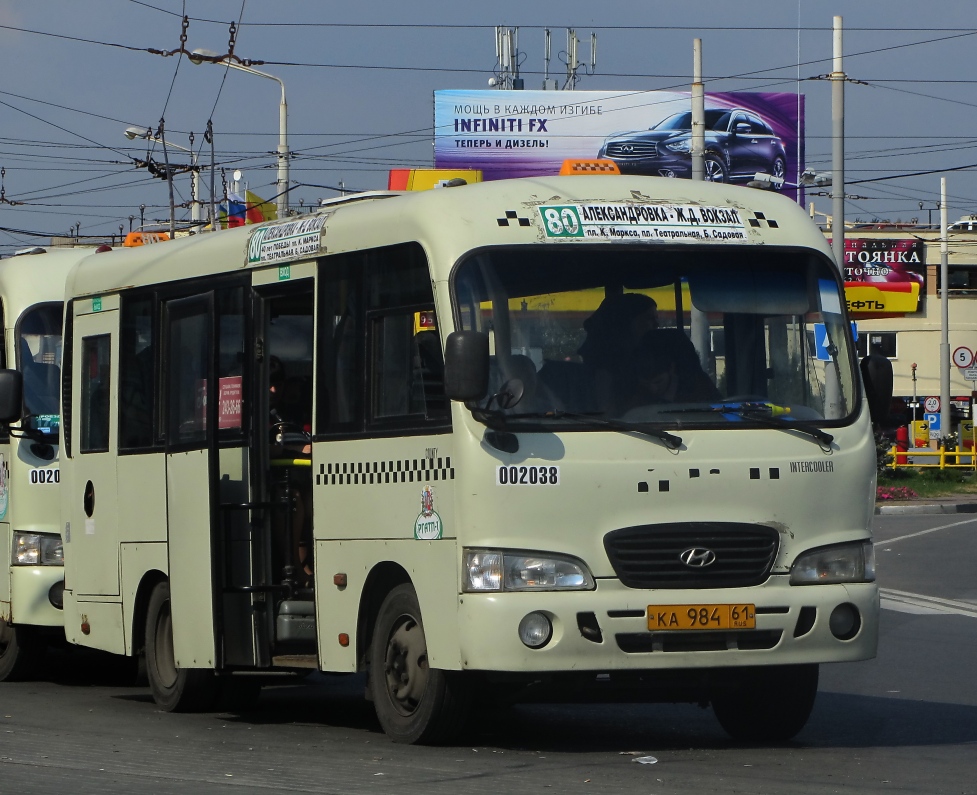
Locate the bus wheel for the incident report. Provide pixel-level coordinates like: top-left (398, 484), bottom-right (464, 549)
top-left (369, 583), bottom-right (470, 744)
top-left (0, 620), bottom-right (40, 682)
top-left (145, 581), bottom-right (216, 712)
top-left (711, 663), bottom-right (819, 743)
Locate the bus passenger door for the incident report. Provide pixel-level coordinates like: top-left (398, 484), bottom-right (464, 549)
top-left (163, 293), bottom-right (220, 670)
top-left (66, 304), bottom-right (122, 640)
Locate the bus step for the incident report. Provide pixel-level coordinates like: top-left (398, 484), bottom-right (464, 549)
top-left (271, 654), bottom-right (319, 669)
top-left (277, 599), bottom-right (316, 642)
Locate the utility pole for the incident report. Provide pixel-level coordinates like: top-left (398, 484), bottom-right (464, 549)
top-left (690, 38), bottom-right (711, 376)
top-left (941, 177), bottom-right (951, 445)
top-left (691, 39), bottom-right (705, 182)
top-left (830, 16), bottom-right (845, 271)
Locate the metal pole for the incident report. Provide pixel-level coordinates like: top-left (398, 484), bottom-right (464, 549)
top-left (691, 39), bottom-right (705, 182)
top-left (831, 16), bottom-right (845, 271)
top-left (941, 177), bottom-right (951, 444)
top-left (207, 119), bottom-right (217, 231)
top-left (190, 161), bottom-right (201, 227)
top-left (159, 119), bottom-right (175, 238)
top-left (689, 38), bottom-right (711, 375)
top-left (278, 85), bottom-right (289, 218)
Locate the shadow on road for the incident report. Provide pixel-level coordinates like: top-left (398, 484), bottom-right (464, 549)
top-left (24, 651), bottom-right (977, 751)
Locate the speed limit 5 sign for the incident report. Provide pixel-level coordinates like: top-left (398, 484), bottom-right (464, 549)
top-left (953, 346), bottom-right (974, 368)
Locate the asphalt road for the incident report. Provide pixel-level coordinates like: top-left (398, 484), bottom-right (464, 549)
top-left (2, 513), bottom-right (976, 795)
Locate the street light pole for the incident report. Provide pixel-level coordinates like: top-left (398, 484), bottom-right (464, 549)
top-left (190, 49), bottom-right (289, 219)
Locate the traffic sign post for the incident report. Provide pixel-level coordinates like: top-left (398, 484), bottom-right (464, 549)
top-left (924, 396), bottom-right (941, 413)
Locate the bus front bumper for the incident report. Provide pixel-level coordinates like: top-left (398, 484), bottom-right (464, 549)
top-left (6, 567), bottom-right (65, 627)
top-left (456, 576), bottom-right (878, 673)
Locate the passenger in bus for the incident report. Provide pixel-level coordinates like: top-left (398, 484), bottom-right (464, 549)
top-left (269, 356), bottom-right (313, 588)
top-left (623, 329), bottom-right (720, 410)
top-left (577, 292), bottom-right (659, 412)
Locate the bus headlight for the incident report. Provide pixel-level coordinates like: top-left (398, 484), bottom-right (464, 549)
top-left (464, 549), bottom-right (595, 592)
top-left (12, 532), bottom-right (64, 566)
top-left (789, 541), bottom-right (874, 585)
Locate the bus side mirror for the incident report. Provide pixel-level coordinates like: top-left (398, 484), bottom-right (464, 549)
top-left (0, 369), bottom-right (23, 424)
top-left (860, 349), bottom-right (893, 425)
top-left (444, 331), bottom-right (489, 402)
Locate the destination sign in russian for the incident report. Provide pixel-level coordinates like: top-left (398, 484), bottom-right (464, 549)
top-left (538, 203), bottom-right (748, 243)
top-left (247, 215), bottom-right (328, 265)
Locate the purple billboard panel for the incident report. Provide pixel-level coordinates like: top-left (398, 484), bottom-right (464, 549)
top-left (434, 90), bottom-right (805, 200)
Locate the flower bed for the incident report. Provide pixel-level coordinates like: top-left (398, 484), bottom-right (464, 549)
top-left (876, 485), bottom-right (919, 501)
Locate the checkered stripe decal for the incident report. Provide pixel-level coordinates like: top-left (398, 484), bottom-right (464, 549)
top-left (497, 210), bottom-right (531, 227)
top-left (316, 458), bottom-right (455, 486)
top-left (746, 211), bottom-right (779, 229)
top-left (567, 162), bottom-right (618, 172)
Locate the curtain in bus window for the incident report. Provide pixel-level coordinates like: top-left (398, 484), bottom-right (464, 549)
top-left (80, 335), bottom-right (111, 453)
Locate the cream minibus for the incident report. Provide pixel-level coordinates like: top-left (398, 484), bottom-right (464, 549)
top-left (0, 246), bottom-right (99, 679)
top-left (49, 175), bottom-right (889, 742)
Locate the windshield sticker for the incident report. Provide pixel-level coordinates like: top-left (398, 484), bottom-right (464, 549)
top-left (414, 485), bottom-right (443, 540)
top-left (538, 204), bottom-right (747, 243)
top-left (497, 465), bottom-right (560, 486)
top-left (818, 279), bottom-right (843, 315)
top-left (247, 215), bottom-right (327, 265)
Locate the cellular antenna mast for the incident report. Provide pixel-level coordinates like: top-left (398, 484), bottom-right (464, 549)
top-left (493, 27), bottom-right (523, 89)
top-left (563, 29), bottom-right (597, 90)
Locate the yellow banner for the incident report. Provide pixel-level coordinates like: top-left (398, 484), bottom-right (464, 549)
top-left (844, 282), bottom-right (919, 315)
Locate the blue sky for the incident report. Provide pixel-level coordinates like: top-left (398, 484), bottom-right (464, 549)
top-left (0, 1), bottom-right (974, 252)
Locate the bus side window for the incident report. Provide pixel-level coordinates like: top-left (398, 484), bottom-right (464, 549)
top-left (119, 295), bottom-right (155, 450)
top-left (318, 257), bottom-right (362, 432)
top-left (80, 335), bottom-right (111, 453)
top-left (366, 243), bottom-right (447, 426)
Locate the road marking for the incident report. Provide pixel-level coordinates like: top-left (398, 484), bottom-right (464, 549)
top-left (877, 516), bottom-right (977, 546)
top-left (880, 587), bottom-right (977, 618)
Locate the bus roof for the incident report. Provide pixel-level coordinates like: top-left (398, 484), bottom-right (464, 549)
top-left (0, 246), bottom-right (102, 323)
top-left (65, 176), bottom-right (832, 300)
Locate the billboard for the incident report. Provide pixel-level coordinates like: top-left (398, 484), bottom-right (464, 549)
top-left (434, 89), bottom-right (804, 195)
top-left (832, 238), bottom-right (926, 316)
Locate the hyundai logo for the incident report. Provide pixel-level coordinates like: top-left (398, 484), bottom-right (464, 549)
top-left (679, 547), bottom-right (717, 567)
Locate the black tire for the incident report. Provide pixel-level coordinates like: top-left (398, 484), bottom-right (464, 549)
top-left (712, 663), bottom-right (819, 743)
top-left (0, 620), bottom-right (41, 682)
top-left (144, 581), bottom-right (217, 712)
top-left (704, 154), bottom-right (728, 183)
top-left (369, 583), bottom-right (470, 744)
top-left (771, 157), bottom-right (787, 190)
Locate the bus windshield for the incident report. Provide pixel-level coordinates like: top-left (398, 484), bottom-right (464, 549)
top-left (452, 246), bottom-right (857, 430)
top-left (19, 303), bottom-right (63, 437)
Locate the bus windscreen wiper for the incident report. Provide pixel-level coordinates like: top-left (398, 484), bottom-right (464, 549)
top-left (503, 410), bottom-right (684, 450)
top-left (671, 403), bottom-right (834, 446)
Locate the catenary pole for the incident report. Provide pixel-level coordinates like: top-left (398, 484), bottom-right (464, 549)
top-left (941, 177), bottom-right (951, 444)
top-left (689, 38), bottom-right (712, 375)
top-left (831, 16), bottom-right (845, 271)
top-left (691, 39), bottom-right (704, 181)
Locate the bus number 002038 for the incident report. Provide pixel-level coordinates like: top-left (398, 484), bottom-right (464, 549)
top-left (496, 465), bottom-right (560, 486)
top-left (29, 468), bottom-right (60, 485)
